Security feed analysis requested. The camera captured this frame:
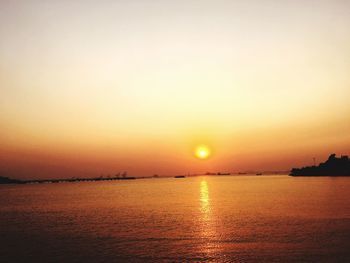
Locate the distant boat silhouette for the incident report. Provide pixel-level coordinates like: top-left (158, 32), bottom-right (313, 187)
top-left (174, 175), bottom-right (186, 178)
top-left (256, 173), bottom-right (262, 175)
top-left (290, 154), bottom-right (350, 176)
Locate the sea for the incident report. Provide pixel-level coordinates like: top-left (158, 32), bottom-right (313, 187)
top-left (1, 175), bottom-right (350, 262)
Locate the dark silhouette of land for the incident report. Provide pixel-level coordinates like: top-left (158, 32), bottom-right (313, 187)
top-left (0, 176), bottom-right (25, 184)
top-left (290, 154), bottom-right (350, 176)
top-left (0, 172), bottom-right (136, 185)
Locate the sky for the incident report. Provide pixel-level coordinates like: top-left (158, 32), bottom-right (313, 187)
top-left (1, 0), bottom-right (350, 179)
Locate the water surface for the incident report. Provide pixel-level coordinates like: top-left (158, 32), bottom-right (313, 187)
top-left (1, 175), bottom-right (350, 262)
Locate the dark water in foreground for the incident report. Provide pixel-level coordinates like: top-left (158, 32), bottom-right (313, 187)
top-left (1, 175), bottom-right (350, 262)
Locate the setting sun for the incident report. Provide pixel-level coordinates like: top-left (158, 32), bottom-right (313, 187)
top-left (195, 145), bottom-right (211, 160)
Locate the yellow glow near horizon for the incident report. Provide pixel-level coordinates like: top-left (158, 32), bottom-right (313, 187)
top-left (195, 145), bottom-right (211, 160)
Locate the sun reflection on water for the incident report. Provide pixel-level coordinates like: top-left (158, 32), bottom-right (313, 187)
top-left (200, 180), bottom-right (210, 216)
top-left (199, 178), bottom-right (220, 256)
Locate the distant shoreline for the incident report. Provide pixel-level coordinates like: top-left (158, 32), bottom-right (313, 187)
top-left (4, 173), bottom-right (350, 185)
top-left (1, 174), bottom-right (291, 185)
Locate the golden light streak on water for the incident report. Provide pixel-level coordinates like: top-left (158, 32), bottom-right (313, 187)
top-left (200, 180), bottom-right (210, 216)
top-left (199, 178), bottom-right (222, 256)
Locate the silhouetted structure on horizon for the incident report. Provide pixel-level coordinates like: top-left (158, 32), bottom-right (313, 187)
top-left (290, 154), bottom-right (350, 176)
top-left (0, 176), bottom-right (24, 184)
top-left (0, 172), bottom-right (136, 185)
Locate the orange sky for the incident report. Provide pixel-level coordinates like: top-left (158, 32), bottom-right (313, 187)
top-left (1, 0), bottom-right (350, 179)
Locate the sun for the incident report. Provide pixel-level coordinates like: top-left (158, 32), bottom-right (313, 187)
top-left (195, 145), bottom-right (211, 159)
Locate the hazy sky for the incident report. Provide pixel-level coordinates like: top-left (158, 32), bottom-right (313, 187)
top-left (1, 0), bottom-right (350, 179)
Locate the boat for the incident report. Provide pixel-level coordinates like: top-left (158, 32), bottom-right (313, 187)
top-left (174, 175), bottom-right (186, 178)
